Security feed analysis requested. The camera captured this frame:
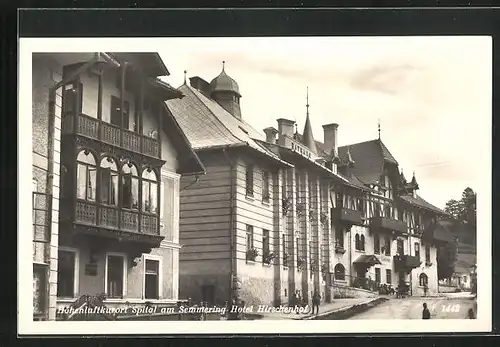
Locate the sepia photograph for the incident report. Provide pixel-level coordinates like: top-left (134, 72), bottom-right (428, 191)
top-left (19, 35), bottom-right (491, 334)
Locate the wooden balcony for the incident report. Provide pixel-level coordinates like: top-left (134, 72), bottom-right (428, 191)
top-left (394, 254), bottom-right (421, 272)
top-left (332, 207), bottom-right (363, 226)
top-left (73, 200), bottom-right (161, 245)
top-left (64, 113), bottom-right (160, 158)
top-left (369, 216), bottom-right (407, 234)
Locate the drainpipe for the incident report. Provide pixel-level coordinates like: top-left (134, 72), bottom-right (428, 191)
top-left (180, 174), bottom-right (200, 192)
top-left (222, 147), bottom-right (236, 302)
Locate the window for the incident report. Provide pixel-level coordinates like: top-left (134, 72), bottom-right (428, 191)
top-left (374, 234), bottom-right (380, 254)
top-left (246, 225), bottom-right (254, 251)
top-left (57, 249), bottom-right (78, 298)
top-left (262, 230), bottom-right (270, 258)
top-left (375, 268), bottom-right (381, 283)
top-left (463, 276), bottom-right (467, 283)
top-left (110, 95), bottom-right (130, 129)
top-left (334, 264), bottom-right (345, 280)
top-left (419, 273), bottom-right (428, 287)
top-left (396, 239), bottom-right (404, 255)
top-left (296, 237), bottom-right (300, 258)
top-left (144, 257), bottom-right (161, 300)
top-left (386, 269), bottom-right (392, 284)
top-left (262, 170), bottom-right (270, 202)
top-left (336, 227), bottom-right (344, 248)
top-left (360, 235), bottom-right (365, 251)
top-left (425, 245), bottom-right (431, 263)
top-left (106, 254), bottom-right (126, 298)
top-left (76, 150), bottom-right (96, 201)
top-left (121, 162), bottom-right (139, 210)
top-left (142, 168), bottom-right (158, 214)
top-left (355, 234), bottom-right (360, 250)
top-left (245, 164), bottom-right (254, 197)
top-left (384, 236), bottom-right (391, 256)
top-left (415, 242), bottom-right (420, 260)
top-left (62, 82), bottom-right (83, 115)
top-left (99, 157), bottom-right (118, 205)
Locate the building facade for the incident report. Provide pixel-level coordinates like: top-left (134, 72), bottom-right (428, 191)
top-left (167, 63), bottom-right (455, 307)
top-left (32, 52), bottom-right (204, 320)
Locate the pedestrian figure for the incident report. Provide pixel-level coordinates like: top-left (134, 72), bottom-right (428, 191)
top-left (312, 290), bottom-right (321, 315)
top-left (422, 302), bottom-right (431, 319)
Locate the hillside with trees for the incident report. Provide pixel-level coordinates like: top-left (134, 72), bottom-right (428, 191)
top-left (436, 187), bottom-right (477, 280)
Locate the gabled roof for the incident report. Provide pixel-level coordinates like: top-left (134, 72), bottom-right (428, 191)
top-left (337, 139), bottom-right (398, 185)
top-left (399, 194), bottom-right (447, 215)
top-left (166, 84), bottom-right (290, 166)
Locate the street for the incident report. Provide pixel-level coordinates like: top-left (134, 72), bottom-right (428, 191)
top-left (348, 296), bottom-right (477, 320)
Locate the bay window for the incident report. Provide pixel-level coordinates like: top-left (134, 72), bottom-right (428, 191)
top-left (121, 162), bottom-right (139, 210)
top-left (76, 150), bottom-right (96, 201)
top-left (99, 157), bottom-right (119, 206)
top-left (142, 168), bottom-right (158, 214)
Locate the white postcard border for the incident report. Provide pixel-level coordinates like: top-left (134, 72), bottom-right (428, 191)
top-left (18, 37), bottom-right (492, 335)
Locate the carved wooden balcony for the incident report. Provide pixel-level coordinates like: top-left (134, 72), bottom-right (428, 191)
top-left (393, 254), bottom-right (421, 272)
top-left (332, 207), bottom-right (363, 226)
top-left (73, 200), bottom-right (162, 245)
top-left (64, 113), bottom-right (160, 159)
top-left (369, 216), bottom-right (407, 234)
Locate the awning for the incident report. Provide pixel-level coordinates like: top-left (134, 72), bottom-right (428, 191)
top-left (353, 254), bottom-right (381, 266)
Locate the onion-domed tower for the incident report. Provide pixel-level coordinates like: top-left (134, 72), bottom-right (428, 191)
top-left (210, 61), bottom-right (242, 119)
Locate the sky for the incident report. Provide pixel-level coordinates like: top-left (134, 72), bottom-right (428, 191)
top-left (156, 36), bottom-right (491, 209)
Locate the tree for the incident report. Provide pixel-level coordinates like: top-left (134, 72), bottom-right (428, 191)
top-left (444, 187), bottom-right (476, 246)
top-left (437, 238), bottom-right (458, 281)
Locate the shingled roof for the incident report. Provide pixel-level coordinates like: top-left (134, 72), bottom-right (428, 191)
top-left (399, 194), bottom-right (447, 215)
top-left (166, 84), bottom-right (290, 166)
top-left (337, 139), bottom-right (398, 185)
top-left (423, 219), bottom-right (458, 244)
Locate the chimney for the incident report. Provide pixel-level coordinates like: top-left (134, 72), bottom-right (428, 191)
top-left (277, 118), bottom-right (295, 138)
top-left (189, 76), bottom-right (211, 98)
top-left (263, 127), bottom-right (278, 144)
top-left (322, 123), bottom-right (339, 156)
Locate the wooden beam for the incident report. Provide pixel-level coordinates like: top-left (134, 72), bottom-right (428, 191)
top-left (97, 68), bottom-right (103, 121)
top-left (120, 62), bottom-right (126, 147)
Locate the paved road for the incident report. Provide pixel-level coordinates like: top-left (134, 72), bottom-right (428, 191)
top-left (349, 297), bottom-right (476, 320)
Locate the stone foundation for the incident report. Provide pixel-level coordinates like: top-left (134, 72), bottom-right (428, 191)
top-left (239, 276), bottom-right (275, 306)
top-left (178, 274), bottom-right (230, 305)
top-left (331, 284), bottom-right (377, 299)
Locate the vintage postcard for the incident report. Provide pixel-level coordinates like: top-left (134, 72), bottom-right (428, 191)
top-left (18, 36), bottom-right (491, 335)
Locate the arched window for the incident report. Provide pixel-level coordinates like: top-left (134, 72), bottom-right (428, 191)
top-left (76, 149), bottom-right (96, 201)
top-left (374, 234), bottom-right (380, 254)
top-left (142, 168), bottom-right (158, 214)
top-left (99, 156), bottom-right (118, 206)
top-left (121, 162), bottom-right (139, 210)
top-left (334, 263), bottom-right (345, 280)
top-left (360, 235), bottom-right (365, 251)
top-left (355, 234), bottom-right (360, 250)
top-left (419, 273), bottom-right (428, 287)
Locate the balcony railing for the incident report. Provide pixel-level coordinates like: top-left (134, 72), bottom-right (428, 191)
top-left (394, 254), bottom-right (421, 271)
top-left (332, 207), bottom-right (363, 226)
top-left (369, 216), bottom-right (407, 234)
top-left (33, 192), bottom-right (52, 264)
top-left (66, 113), bottom-right (160, 158)
top-left (75, 200), bottom-right (159, 237)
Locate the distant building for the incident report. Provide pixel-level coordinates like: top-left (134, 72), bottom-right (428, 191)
top-left (167, 62), bottom-right (455, 306)
top-left (32, 52), bottom-right (204, 320)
